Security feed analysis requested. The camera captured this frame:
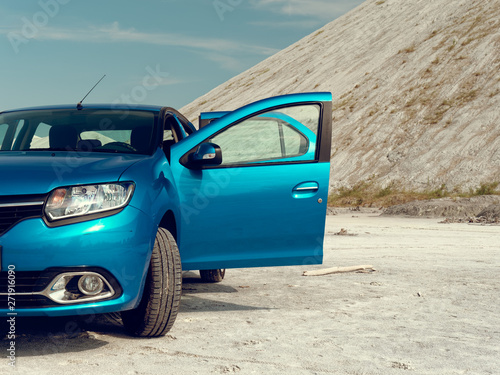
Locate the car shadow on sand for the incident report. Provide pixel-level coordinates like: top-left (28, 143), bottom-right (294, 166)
top-left (180, 271), bottom-right (273, 313)
top-left (1, 314), bottom-right (112, 357)
top-left (181, 270), bottom-right (238, 294)
top-left (1, 272), bottom-right (271, 356)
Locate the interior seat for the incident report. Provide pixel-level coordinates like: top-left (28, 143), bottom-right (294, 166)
top-left (130, 127), bottom-right (152, 154)
top-left (49, 125), bottom-right (78, 150)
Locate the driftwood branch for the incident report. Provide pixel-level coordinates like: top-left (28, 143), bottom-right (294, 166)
top-left (302, 265), bottom-right (375, 276)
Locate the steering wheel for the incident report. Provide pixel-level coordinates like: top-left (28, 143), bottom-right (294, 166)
top-left (100, 142), bottom-right (137, 152)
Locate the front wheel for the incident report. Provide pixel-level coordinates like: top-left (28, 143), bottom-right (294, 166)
top-left (121, 228), bottom-right (182, 337)
top-left (199, 269), bottom-right (226, 283)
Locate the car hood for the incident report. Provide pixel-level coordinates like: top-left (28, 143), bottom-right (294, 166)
top-left (0, 152), bottom-right (144, 196)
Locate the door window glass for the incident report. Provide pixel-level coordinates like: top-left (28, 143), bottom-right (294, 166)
top-left (0, 124), bottom-right (7, 150)
top-left (210, 104), bottom-right (320, 166)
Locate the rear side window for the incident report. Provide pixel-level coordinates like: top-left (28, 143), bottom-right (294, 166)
top-left (0, 124), bottom-right (7, 150)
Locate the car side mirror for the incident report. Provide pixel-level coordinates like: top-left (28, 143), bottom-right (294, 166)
top-left (188, 142), bottom-right (222, 169)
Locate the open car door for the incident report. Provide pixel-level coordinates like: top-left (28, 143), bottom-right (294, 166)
top-left (170, 92), bottom-right (332, 270)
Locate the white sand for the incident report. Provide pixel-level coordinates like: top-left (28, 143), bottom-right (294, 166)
top-left (5, 212), bottom-right (499, 374)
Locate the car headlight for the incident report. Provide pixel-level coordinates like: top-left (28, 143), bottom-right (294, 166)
top-left (45, 182), bottom-right (135, 221)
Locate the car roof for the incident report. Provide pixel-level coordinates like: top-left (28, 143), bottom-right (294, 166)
top-left (0, 103), bottom-right (164, 114)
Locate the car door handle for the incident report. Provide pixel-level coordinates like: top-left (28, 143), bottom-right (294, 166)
top-left (292, 181), bottom-right (319, 199)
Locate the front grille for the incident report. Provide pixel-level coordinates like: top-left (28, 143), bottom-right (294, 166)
top-left (0, 195), bottom-right (46, 235)
top-left (0, 270), bottom-right (58, 308)
top-left (0, 271), bottom-right (52, 293)
top-left (0, 294), bottom-right (54, 308)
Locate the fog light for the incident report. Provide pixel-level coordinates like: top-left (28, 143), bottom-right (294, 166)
top-left (78, 275), bottom-right (104, 296)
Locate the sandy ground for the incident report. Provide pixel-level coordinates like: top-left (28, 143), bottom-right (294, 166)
top-left (2, 211), bottom-right (499, 375)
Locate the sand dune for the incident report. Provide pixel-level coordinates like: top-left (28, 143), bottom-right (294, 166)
top-left (182, 0), bottom-right (500, 192)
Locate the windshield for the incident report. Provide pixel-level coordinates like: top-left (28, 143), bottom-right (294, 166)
top-left (0, 109), bottom-right (157, 155)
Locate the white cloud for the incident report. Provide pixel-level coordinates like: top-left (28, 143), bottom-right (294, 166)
top-left (203, 53), bottom-right (245, 71)
top-left (1, 21), bottom-right (278, 56)
top-left (248, 19), bottom-right (320, 29)
top-left (251, 0), bottom-right (362, 20)
top-left (0, 21), bottom-right (279, 71)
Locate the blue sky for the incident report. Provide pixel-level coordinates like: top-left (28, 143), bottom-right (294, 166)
top-left (0, 0), bottom-right (363, 112)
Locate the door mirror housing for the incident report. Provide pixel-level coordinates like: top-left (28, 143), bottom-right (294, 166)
top-left (187, 142), bottom-right (222, 169)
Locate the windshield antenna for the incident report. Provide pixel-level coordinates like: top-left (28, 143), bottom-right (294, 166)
top-left (77, 74), bottom-right (106, 110)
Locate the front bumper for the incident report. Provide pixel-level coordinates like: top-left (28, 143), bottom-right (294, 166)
top-left (0, 205), bottom-right (155, 316)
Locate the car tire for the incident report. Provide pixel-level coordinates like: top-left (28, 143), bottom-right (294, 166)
top-left (121, 228), bottom-right (182, 337)
top-left (199, 269), bottom-right (226, 283)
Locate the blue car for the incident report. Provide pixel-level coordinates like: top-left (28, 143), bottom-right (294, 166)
top-left (0, 92), bottom-right (332, 337)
